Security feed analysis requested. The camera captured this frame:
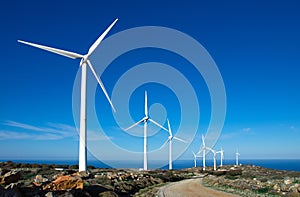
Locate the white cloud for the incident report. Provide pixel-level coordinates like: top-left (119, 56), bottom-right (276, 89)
top-left (242, 127), bottom-right (251, 133)
top-left (220, 127), bottom-right (253, 140)
top-left (0, 120), bottom-right (112, 141)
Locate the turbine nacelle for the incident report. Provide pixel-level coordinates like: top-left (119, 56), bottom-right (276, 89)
top-left (80, 55), bottom-right (89, 66)
top-left (143, 116), bottom-right (149, 122)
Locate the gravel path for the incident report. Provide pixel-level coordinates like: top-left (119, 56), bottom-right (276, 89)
top-left (157, 178), bottom-right (238, 197)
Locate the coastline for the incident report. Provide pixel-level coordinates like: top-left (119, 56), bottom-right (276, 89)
top-left (2, 159), bottom-right (300, 172)
top-left (1, 161), bottom-right (300, 196)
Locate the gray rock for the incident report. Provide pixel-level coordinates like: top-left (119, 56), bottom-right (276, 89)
top-left (0, 171), bottom-right (21, 185)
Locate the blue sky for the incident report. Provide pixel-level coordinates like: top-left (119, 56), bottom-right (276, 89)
top-left (0, 0), bottom-right (300, 166)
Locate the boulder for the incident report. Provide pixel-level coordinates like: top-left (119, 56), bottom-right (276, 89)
top-left (45, 191), bottom-right (55, 197)
top-left (84, 184), bottom-right (111, 196)
top-left (284, 178), bottom-right (293, 185)
top-left (43, 175), bottom-right (83, 191)
top-left (99, 191), bottom-right (118, 197)
top-left (33, 174), bottom-right (49, 186)
top-left (0, 171), bottom-right (21, 185)
top-left (226, 169), bottom-right (242, 176)
top-left (4, 182), bottom-right (21, 190)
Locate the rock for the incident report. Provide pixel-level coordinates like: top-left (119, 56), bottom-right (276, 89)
top-left (0, 171), bottom-right (21, 185)
top-left (33, 174), bottom-right (49, 186)
top-left (84, 184), bottom-right (111, 196)
top-left (212, 170), bottom-right (226, 176)
top-left (4, 182), bottom-right (21, 190)
top-left (76, 171), bottom-right (90, 179)
top-left (52, 190), bottom-right (74, 197)
top-left (280, 183), bottom-right (289, 192)
top-left (226, 169), bottom-right (242, 176)
top-left (285, 178), bottom-right (293, 185)
top-left (0, 168), bottom-right (9, 176)
top-left (273, 184), bottom-right (279, 191)
top-left (288, 192), bottom-right (300, 197)
top-left (43, 175), bottom-right (83, 191)
top-left (99, 191), bottom-right (118, 197)
top-left (45, 191), bottom-right (55, 197)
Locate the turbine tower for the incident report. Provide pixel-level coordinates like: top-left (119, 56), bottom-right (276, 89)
top-left (192, 151), bottom-right (199, 168)
top-left (162, 119), bottom-right (186, 170)
top-left (216, 147), bottom-right (224, 167)
top-left (207, 147), bottom-right (217, 171)
top-left (125, 91), bottom-right (168, 170)
top-left (236, 149), bottom-right (240, 166)
top-left (197, 135), bottom-right (208, 171)
top-left (18, 19), bottom-right (118, 172)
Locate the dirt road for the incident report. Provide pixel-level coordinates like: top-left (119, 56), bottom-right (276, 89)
top-left (157, 178), bottom-right (238, 197)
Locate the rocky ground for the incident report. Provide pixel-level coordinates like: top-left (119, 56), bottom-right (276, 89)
top-left (1, 161), bottom-right (300, 196)
top-left (0, 161), bottom-right (194, 196)
top-left (202, 165), bottom-right (300, 196)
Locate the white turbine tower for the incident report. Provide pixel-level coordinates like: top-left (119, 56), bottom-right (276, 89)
top-left (161, 119), bottom-right (186, 170)
top-left (216, 147), bottom-right (224, 167)
top-left (18, 19), bottom-right (118, 172)
top-left (197, 135), bottom-right (208, 171)
top-left (207, 147), bottom-right (217, 171)
top-left (236, 149), bottom-right (240, 166)
top-left (192, 151), bottom-right (199, 168)
top-left (125, 91), bottom-right (168, 170)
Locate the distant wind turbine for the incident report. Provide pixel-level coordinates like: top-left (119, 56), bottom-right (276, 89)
top-left (18, 19), bottom-right (119, 172)
top-left (207, 147), bottom-right (217, 171)
top-left (192, 151), bottom-right (200, 168)
top-left (161, 119), bottom-right (186, 170)
top-left (197, 135), bottom-right (209, 171)
top-left (236, 149), bottom-right (240, 166)
top-left (216, 147), bottom-right (224, 167)
top-left (125, 91), bottom-right (168, 170)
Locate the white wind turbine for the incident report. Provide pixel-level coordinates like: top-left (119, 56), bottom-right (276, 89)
top-left (125, 91), bottom-right (168, 170)
top-left (192, 151), bottom-right (200, 168)
top-left (216, 147), bottom-right (224, 167)
top-left (161, 119), bottom-right (186, 170)
top-left (197, 135), bottom-right (209, 171)
top-left (18, 19), bottom-right (118, 172)
top-left (207, 147), bottom-right (217, 171)
top-left (236, 149), bottom-right (240, 166)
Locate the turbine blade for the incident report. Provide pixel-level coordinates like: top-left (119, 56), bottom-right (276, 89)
top-left (148, 119), bottom-right (168, 132)
top-left (197, 147), bottom-right (204, 155)
top-left (174, 137), bottom-right (187, 143)
top-left (158, 139), bottom-right (169, 150)
top-left (87, 60), bottom-right (116, 112)
top-left (144, 91), bottom-right (148, 117)
top-left (167, 119), bottom-right (172, 136)
top-left (207, 147), bottom-right (216, 154)
top-left (18, 40), bottom-right (83, 59)
top-left (87, 18), bottom-right (118, 57)
top-left (202, 135), bottom-right (206, 146)
top-left (124, 118), bottom-right (144, 131)
top-left (192, 151), bottom-right (196, 157)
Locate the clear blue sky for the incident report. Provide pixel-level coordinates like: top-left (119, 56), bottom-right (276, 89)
top-left (0, 0), bottom-right (299, 166)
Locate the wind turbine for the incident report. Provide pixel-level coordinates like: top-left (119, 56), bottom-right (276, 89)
top-left (197, 135), bottom-right (209, 171)
top-left (236, 149), bottom-right (240, 166)
top-left (161, 119), bottom-right (186, 170)
top-left (207, 147), bottom-right (217, 171)
top-left (18, 19), bottom-right (119, 172)
top-left (125, 91), bottom-right (168, 170)
top-left (192, 151), bottom-right (200, 168)
top-left (216, 147), bottom-right (224, 167)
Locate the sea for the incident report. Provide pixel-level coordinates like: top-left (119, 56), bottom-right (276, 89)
top-left (1, 159), bottom-right (300, 172)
